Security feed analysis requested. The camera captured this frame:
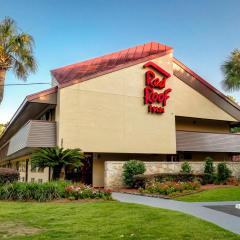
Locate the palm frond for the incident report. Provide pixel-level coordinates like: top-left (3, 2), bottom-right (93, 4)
top-left (0, 17), bottom-right (16, 46)
top-left (0, 17), bottom-right (37, 79)
top-left (31, 147), bottom-right (84, 170)
top-left (221, 49), bottom-right (240, 91)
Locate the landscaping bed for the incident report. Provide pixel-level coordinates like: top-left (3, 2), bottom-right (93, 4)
top-left (120, 182), bottom-right (240, 200)
top-left (119, 187), bottom-right (204, 199)
top-left (121, 159), bottom-right (239, 200)
top-left (0, 181), bottom-right (112, 202)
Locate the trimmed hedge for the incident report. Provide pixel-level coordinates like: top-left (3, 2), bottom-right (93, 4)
top-left (134, 173), bottom-right (204, 188)
top-left (0, 168), bottom-right (19, 184)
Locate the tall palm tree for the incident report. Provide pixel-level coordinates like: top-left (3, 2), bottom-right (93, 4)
top-left (222, 49), bottom-right (240, 91)
top-left (0, 17), bottom-right (37, 103)
top-left (31, 147), bottom-right (84, 180)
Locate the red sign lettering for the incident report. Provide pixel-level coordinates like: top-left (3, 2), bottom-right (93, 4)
top-left (143, 61), bottom-right (172, 114)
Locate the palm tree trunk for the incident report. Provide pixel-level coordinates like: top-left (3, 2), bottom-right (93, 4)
top-left (0, 69), bottom-right (6, 104)
top-left (52, 164), bottom-right (64, 180)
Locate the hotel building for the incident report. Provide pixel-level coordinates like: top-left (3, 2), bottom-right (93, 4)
top-left (0, 42), bottom-right (240, 188)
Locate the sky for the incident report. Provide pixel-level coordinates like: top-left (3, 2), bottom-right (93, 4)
top-left (0, 0), bottom-right (240, 123)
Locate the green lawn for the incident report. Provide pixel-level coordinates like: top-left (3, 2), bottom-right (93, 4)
top-left (176, 186), bottom-right (240, 202)
top-left (0, 201), bottom-right (239, 239)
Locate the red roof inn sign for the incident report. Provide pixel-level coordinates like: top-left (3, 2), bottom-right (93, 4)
top-left (143, 61), bottom-right (172, 114)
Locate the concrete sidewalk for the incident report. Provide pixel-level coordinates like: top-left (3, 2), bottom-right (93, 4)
top-left (112, 192), bottom-right (240, 235)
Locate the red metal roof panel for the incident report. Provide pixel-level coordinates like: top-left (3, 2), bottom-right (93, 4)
top-left (51, 42), bottom-right (173, 85)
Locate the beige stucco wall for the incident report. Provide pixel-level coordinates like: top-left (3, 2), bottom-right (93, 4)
top-left (0, 156), bottom-right (49, 183)
top-left (172, 75), bottom-right (236, 121)
top-left (58, 54), bottom-right (176, 154)
top-left (176, 117), bottom-right (230, 133)
top-left (105, 161), bottom-right (240, 189)
top-left (27, 160), bottom-right (49, 183)
top-left (56, 53), bottom-right (236, 155)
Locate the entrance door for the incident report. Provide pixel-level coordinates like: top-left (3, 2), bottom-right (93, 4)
top-left (81, 153), bottom-right (93, 185)
top-left (65, 153), bottom-right (93, 185)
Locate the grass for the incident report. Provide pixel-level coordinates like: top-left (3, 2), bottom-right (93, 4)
top-left (176, 186), bottom-right (240, 202)
top-left (0, 201), bottom-right (239, 239)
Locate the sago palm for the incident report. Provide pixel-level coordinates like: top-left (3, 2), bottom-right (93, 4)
top-left (222, 49), bottom-right (240, 91)
top-left (31, 147), bottom-right (84, 180)
top-left (0, 17), bottom-right (37, 103)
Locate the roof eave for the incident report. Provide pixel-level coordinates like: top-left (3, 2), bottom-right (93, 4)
top-left (0, 86), bottom-right (58, 144)
top-left (173, 57), bottom-right (240, 112)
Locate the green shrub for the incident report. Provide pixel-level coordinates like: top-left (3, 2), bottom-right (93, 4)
top-left (203, 157), bottom-right (215, 184)
top-left (180, 161), bottom-right (191, 174)
top-left (0, 168), bottom-right (19, 184)
top-left (217, 162), bottom-right (232, 183)
top-left (0, 181), bottom-right (70, 202)
top-left (134, 173), bottom-right (204, 188)
top-left (123, 160), bottom-right (146, 188)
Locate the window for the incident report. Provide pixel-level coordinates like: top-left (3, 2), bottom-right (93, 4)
top-left (232, 155), bottom-right (240, 161)
top-left (39, 109), bottom-right (55, 121)
top-left (20, 161), bottom-right (26, 172)
top-left (31, 178), bottom-right (35, 183)
top-left (38, 179), bottom-right (43, 183)
top-left (16, 161), bottom-right (19, 171)
top-left (183, 153), bottom-right (192, 160)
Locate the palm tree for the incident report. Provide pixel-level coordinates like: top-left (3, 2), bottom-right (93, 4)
top-left (222, 49), bottom-right (240, 91)
top-left (0, 17), bottom-right (37, 103)
top-left (31, 147), bottom-right (84, 180)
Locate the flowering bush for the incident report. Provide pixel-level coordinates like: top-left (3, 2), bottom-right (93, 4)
top-left (65, 184), bottom-right (112, 200)
top-left (140, 181), bottom-right (200, 196)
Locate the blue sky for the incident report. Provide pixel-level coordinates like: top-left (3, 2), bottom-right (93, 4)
top-left (0, 0), bottom-right (240, 123)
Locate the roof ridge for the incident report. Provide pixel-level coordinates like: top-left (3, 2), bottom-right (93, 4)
top-left (51, 42), bottom-right (171, 74)
top-left (51, 42), bottom-right (172, 86)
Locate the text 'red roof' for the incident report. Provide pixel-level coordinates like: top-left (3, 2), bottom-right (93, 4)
top-left (51, 42), bottom-right (172, 85)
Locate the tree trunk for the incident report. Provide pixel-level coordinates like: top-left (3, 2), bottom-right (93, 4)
top-left (52, 164), bottom-right (64, 180)
top-left (0, 69), bottom-right (6, 104)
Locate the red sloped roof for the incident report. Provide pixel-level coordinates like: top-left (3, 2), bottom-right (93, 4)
top-left (51, 42), bottom-right (172, 86)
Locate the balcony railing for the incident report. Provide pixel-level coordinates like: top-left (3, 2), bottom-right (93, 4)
top-left (7, 120), bottom-right (56, 157)
top-left (176, 130), bottom-right (240, 152)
